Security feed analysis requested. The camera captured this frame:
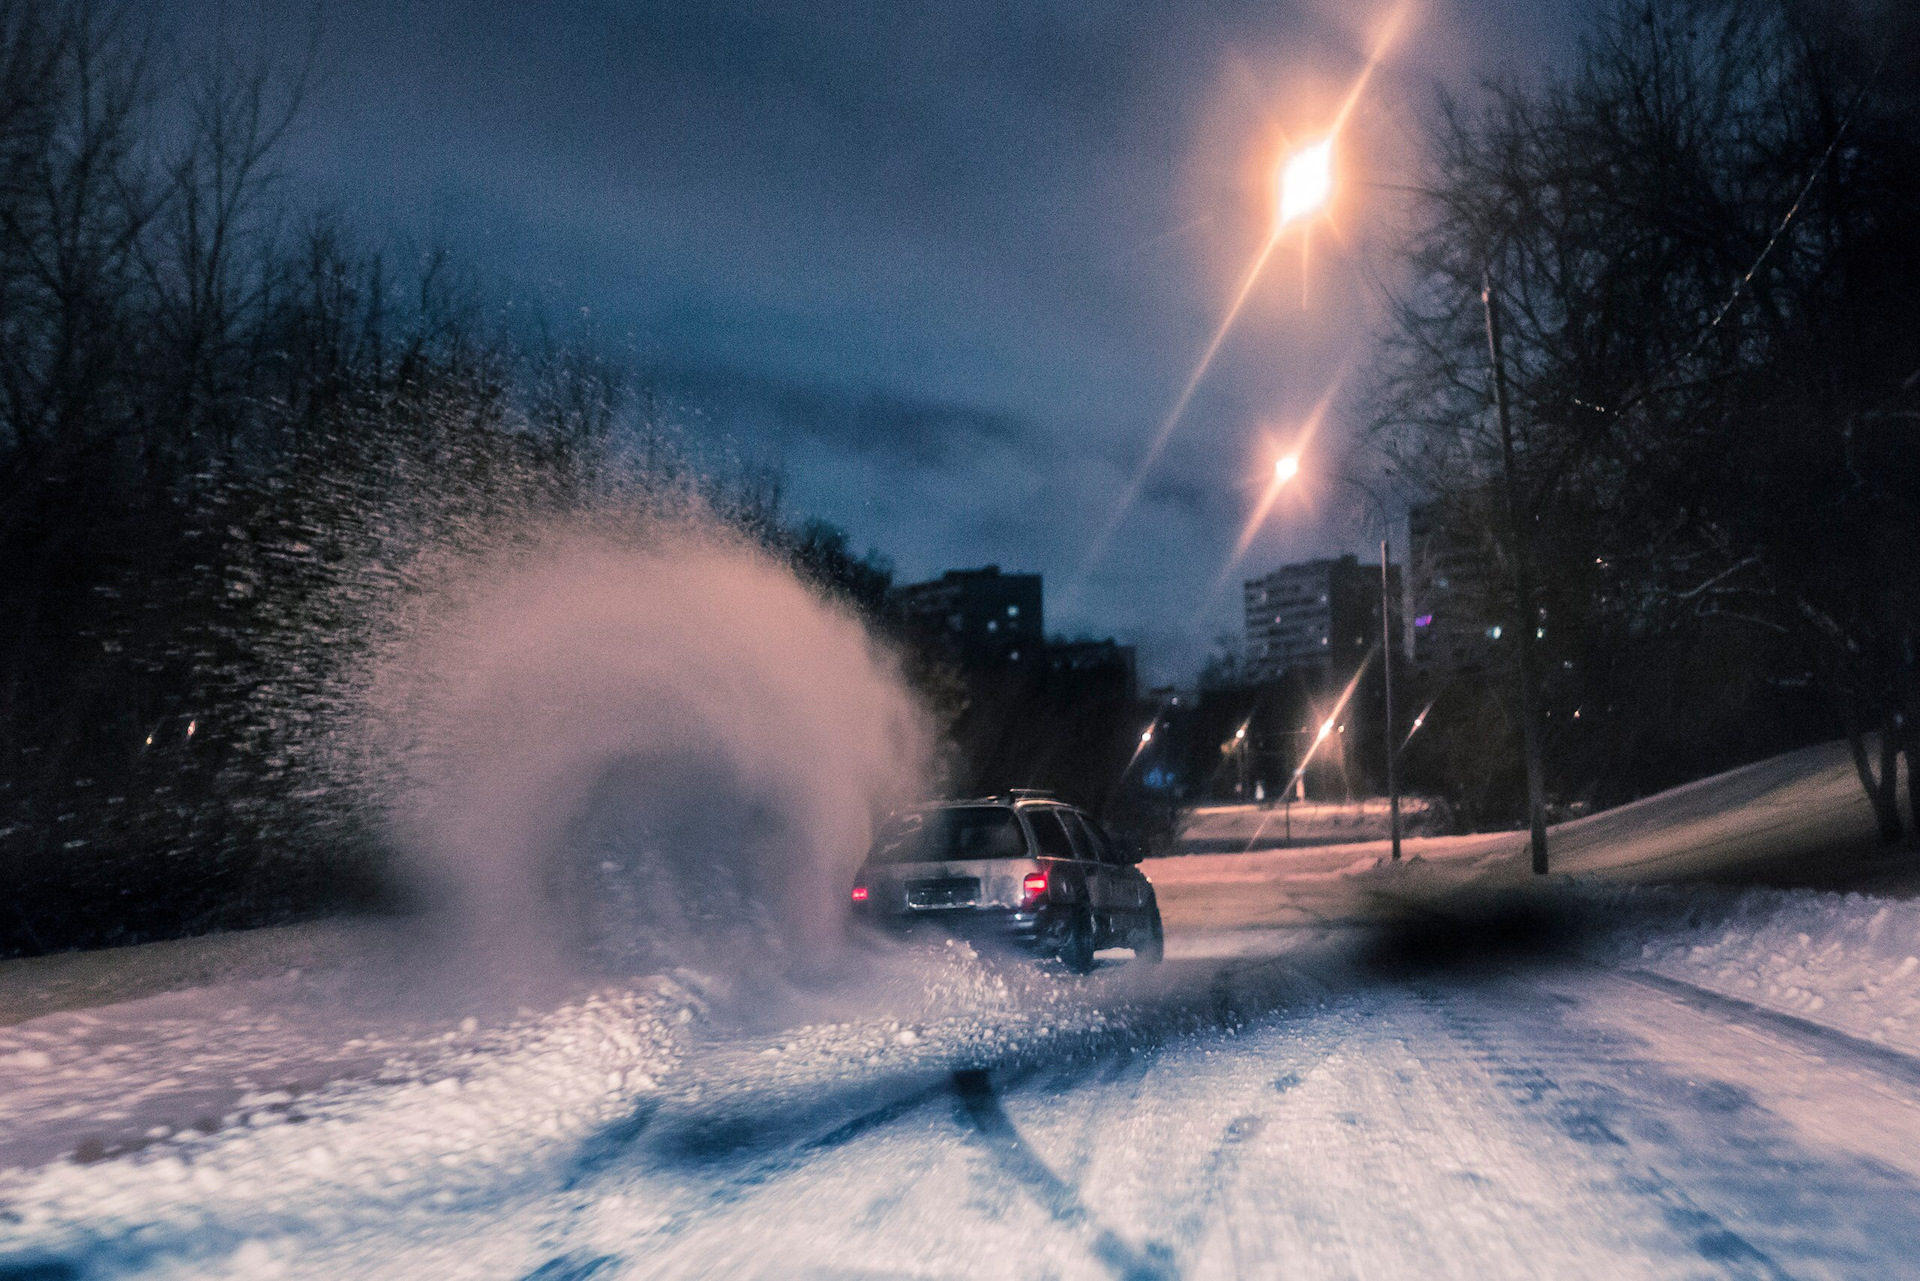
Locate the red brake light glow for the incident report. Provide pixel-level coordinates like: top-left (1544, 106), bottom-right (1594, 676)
top-left (851, 885), bottom-right (869, 902)
top-left (1021, 872), bottom-right (1048, 902)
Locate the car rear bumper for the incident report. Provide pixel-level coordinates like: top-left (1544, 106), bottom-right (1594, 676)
top-left (854, 903), bottom-right (1054, 952)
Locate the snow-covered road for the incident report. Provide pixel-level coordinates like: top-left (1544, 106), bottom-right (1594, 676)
top-left (7, 902), bottom-right (1920, 1280)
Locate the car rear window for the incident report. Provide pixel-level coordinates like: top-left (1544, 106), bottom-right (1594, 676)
top-left (1065, 812), bottom-right (1115, 863)
top-left (1026, 808), bottom-right (1080, 859)
top-left (867, 807), bottom-right (1029, 863)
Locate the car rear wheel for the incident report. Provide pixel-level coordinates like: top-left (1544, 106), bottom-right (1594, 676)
top-left (1056, 905), bottom-right (1096, 974)
top-left (1134, 907), bottom-right (1165, 964)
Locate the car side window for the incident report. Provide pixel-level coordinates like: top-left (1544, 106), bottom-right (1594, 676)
top-left (1067, 812), bottom-right (1115, 864)
top-left (1026, 808), bottom-right (1078, 860)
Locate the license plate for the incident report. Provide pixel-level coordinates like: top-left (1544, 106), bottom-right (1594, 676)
top-left (906, 877), bottom-right (979, 908)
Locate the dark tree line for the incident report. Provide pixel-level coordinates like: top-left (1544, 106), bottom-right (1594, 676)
top-left (0, 3), bottom-right (878, 956)
top-left (1370, 0), bottom-right (1920, 843)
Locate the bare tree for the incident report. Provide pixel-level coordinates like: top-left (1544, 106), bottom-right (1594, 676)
top-left (1370, 0), bottom-right (1920, 842)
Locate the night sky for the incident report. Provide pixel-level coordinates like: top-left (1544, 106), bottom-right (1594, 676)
top-left (160, 0), bottom-right (1580, 684)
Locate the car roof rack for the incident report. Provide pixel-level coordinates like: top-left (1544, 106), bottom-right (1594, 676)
top-left (930, 790), bottom-right (1061, 806)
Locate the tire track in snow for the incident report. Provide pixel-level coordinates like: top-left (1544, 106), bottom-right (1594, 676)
top-left (1621, 967), bottom-right (1920, 1090)
top-left (1418, 972), bottom-right (1920, 1278)
top-left (950, 1067), bottom-right (1175, 1281)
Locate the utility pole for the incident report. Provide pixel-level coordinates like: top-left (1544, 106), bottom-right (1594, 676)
top-left (1381, 537), bottom-right (1402, 862)
top-left (1483, 267), bottom-right (1550, 875)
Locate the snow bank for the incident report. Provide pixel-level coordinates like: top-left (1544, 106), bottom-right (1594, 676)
top-left (1581, 884), bottom-right (1920, 1055)
top-left (0, 979), bottom-right (685, 1272)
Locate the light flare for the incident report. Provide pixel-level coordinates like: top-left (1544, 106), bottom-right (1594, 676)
top-left (1066, 2), bottom-right (1414, 601)
top-left (1068, 228), bottom-right (1284, 601)
top-left (1204, 372), bottom-right (1346, 607)
top-left (1282, 648), bottom-right (1376, 798)
top-left (1399, 697), bottom-right (1436, 753)
top-left (1120, 714), bottom-right (1164, 780)
top-left (1278, 138), bottom-right (1334, 227)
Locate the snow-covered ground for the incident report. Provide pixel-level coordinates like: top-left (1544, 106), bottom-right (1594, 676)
top-left (1179, 796), bottom-right (1443, 851)
top-left (3, 741), bottom-right (1919, 1278)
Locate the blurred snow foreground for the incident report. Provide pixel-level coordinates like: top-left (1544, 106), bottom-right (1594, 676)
top-left (366, 525), bottom-right (928, 991)
top-left (4, 872), bottom-right (1920, 1276)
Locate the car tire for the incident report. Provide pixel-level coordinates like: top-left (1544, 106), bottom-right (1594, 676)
top-left (1134, 907), bottom-right (1165, 964)
top-left (1056, 906), bottom-right (1096, 974)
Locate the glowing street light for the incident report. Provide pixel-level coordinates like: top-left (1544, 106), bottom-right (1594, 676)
top-left (1277, 138), bottom-right (1334, 229)
top-left (1274, 453), bottom-right (1300, 484)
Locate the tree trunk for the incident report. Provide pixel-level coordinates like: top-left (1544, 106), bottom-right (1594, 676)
top-left (1901, 721), bottom-right (1918, 851)
top-left (1846, 720), bottom-right (1904, 845)
top-left (1880, 725), bottom-right (1902, 842)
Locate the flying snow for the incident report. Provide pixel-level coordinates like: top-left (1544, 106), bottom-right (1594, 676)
top-left (365, 523), bottom-right (929, 993)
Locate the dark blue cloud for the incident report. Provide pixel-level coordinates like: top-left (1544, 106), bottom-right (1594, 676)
top-left (158, 0), bottom-right (1584, 681)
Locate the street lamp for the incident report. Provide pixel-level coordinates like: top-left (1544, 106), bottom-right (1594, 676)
top-left (1232, 720), bottom-right (1251, 798)
top-left (1277, 138), bottom-right (1335, 228)
top-left (1264, 451), bottom-right (1406, 862)
top-left (1345, 486), bottom-right (1406, 863)
top-left (1378, 533), bottom-right (1402, 863)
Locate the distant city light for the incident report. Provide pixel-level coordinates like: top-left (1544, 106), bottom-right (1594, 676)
top-left (1414, 613), bottom-right (1433, 628)
top-left (1489, 625), bottom-right (1503, 640)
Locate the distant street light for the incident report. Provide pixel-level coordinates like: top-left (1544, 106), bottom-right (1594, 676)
top-left (1278, 139), bottom-right (1335, 228)
top-left (1275, 453), bottom-right (1300, 484)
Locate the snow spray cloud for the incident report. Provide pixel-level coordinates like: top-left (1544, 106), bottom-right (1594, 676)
top-left (369, 523), bottom-right (928, 989)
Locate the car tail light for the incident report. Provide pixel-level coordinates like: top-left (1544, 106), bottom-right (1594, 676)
top-left (851, 885), bottom-right (869, 902)
top-left (1021, 871), bottom-right (1047, 904)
